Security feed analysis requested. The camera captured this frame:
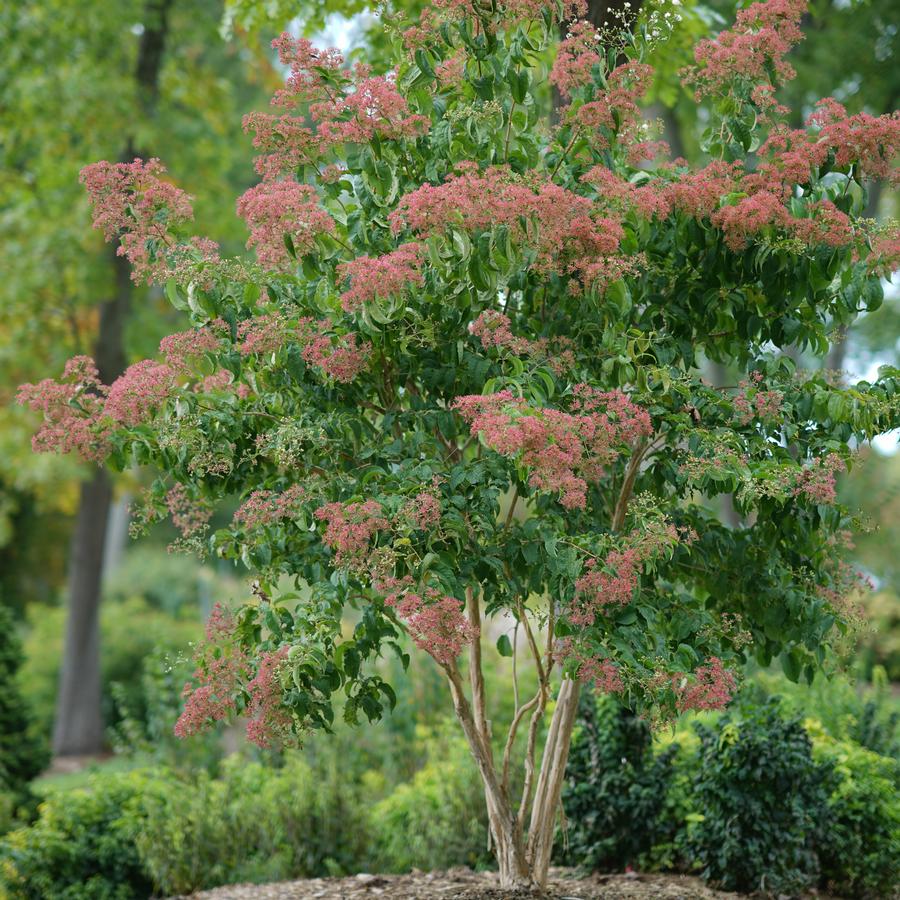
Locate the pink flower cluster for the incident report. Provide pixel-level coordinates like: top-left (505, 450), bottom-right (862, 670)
top-left (808, 100), bottom-right (900, 184)
top-left (682, 0), bottom-right (807, 98)
top-left (551, 20), bottom-right (603, 98)
top-left (576, 655), bottom-right (624, 694)
top-left (403, 490), bottom-right (442, 530)
top-left (16, 356), bottom-right (111, 462)
top-left (389, 164), bottom-right (623, 283)
top-left (312, 75), bottom-right (430, 147)
top-left (18, 355), bottom-right (179, 461)
top-left (236, 315), bottom-right (371, 383)
top-left (243, 35), bottom-right (428, 179)
top-left (337, 242), bottom-right (424, 312)
top-left (175, 603), bottom-right (247, 738)
top-left (794, 452), bottom-right (846, 505)
top-left (314, 500), bottom-right (389, 568)
top-left (166, 483), bottom-right (212, 537)
top-left (238, 314), bottom-right (288, 356)
top-left (299, 324), bottom-right (372, 383)
top-left (734, 374), bottom-right (784, 426)
top-left (233, 484), bottom-right (307, 529)
top-left (159, 323), bottom-right (224, 371)
top-left (104, 360), bottom-right (177, 427)
top-left (384, 586), bottom-right (476, 666)
top-left (245, 646), bottom-right (292, 748)
top-left (570, 62), bottom-right (655, 154)
top-left (571, 523), bottom-right (680, 626)
top-left (674, 657), bottom-right (736, 713)
top-left (80, 158), bottom-right (196, 284)
top-left (452, 387), bottom-right (652, 510)
top-left (236, 180), bottom-right (334, 271)
top-left (469, 311), bottom-right (577, 372)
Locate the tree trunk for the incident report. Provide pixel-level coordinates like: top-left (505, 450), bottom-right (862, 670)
top-left (51, 0), bottom-right (171, 758)
top-left (52, 253), bottom-right (130, 757)
top-left (52, 471), bottom-right (112, 755)
top-left (526, 677), bottom-right (581, 887)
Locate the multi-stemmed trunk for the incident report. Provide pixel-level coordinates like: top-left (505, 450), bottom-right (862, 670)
top-left (445, 440), bottom-right (647, 887)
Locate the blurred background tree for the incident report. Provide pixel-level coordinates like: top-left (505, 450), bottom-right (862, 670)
top-left (0, 0), bottom-right (276, 756)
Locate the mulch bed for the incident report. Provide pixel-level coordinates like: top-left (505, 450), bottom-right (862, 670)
top-left (173, 867), bottom-right (744, 899)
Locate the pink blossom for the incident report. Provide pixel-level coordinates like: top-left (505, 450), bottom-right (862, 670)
top-left (238, 314), bottom-right (288, 356)
top-left (245, 646), bottom-right (292, 748)
top-left (674, 657), bottom-right (736, 712)
top-left (551, 21), bottom-right (603, 98)
top-left (405, 491), bottom-right (442, 530)
top-left (314, 500), bottom-right (389, 568)
top-left (233, 484), bottom-right (307, 529)
top-left (452, 388), bottom-right (652, 510)
top-left (159, 323), bottom-right (224, 370)
top-left (175, 605), bottom-right (247, 738)
top-left (104, 360), bottom-right (176, 426)
top-left (166, 483), bottom-right (212, 537)
top-left (236, 180), bottom-right (334, 272)
top-left (16, 356), bottom-right (111, 462)
top-left (577, 656), bottom-right (624, 694)
top-left (312, 75), bottom-right (430, 147)
top-left (384, 587), bottom-right (476, 666)
top-left (571, 523), bottom-right (680, 626)
top-left (337, 242), bottom-right (424, 312)
top-left (794, 453), bottom-right (846, 504)
top-left (681, 0), bottom-right (807, 98)
top-left (389, 164), bottom-right (623, 283)
top-left (300, 324), bottom-right (371, 383)
top-left (80, 158), bottom-right (194, 284)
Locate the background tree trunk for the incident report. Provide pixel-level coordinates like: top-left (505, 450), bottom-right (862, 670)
top-left (52, 0), bottom-right (171, 757)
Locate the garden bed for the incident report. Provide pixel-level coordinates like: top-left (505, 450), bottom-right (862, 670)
top-left (175, 867), bottom-right (743, 899)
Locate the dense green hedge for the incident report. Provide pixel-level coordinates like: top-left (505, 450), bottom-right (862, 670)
top-left (2, 689), bottom-right (898, 899)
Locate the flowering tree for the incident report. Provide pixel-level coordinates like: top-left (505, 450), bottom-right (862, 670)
top-left (19, 0), bottom-right (900, 887)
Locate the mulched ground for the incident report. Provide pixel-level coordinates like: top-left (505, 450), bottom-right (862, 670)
top-left (174, 867), bottom-right (745, 899)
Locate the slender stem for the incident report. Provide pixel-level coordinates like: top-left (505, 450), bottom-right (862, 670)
top-left (467, 586), bottom-right (491, 758)
top-left (504, 485), bottom-right (520, 529)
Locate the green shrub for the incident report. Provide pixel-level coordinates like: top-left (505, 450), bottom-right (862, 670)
top-left (811, 726), bottom-right (900, 898)
top-left (19, 597), bottom-right (201, 740)
top-left (0, 771), bottom-right (152, 900)
top-left (371, 724), bottom-right (491, 873)
top-left (559, 693), bottom-right (678, 872)
top-left (752, 666), bottom-right (900, 758)
top-left (685, 697), bottom-right (830, 895)
top-left (0, 605), bottom-right (49, 832)
top-left (136, 752), bottom-right (370, 895)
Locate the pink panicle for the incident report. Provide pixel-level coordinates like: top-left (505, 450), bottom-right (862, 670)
top-left (571, 523), bottom-right (682, 627)
top-left (551, 20), bottom-right (604, 98)
top-left (452, 388), bottom-right (652, 510)
top-left (682, 0), bottom-right (807, 98)
top-left (159, 323), bottom-right (224, 371)
top-left (384, 587), bottom-right (476, 666)
top-left (299, 322), bottom-right (371, 383)
top-left (337, 243), bottom-right (424, 312)
top-left (79, 158), bottom-right (194, 284)
top-left (174, 604), bottom-right (247, 739)
top-left (389, 164), bottom-right (623, 284)
top-left (674, 657), bottom-right (736, 713)
top-left (233, 484), bottom-right (307, 529)
top-left (314, 500), bottom-right (389, 568)
top-left (794, 453), bottom-right (846, 505)
top-left (104, 360), bottom-right (176, 426)
top-left (236, 180), bottom-right (334, 272)
top-left (165, 483), bottom-right (212, 537)
top-left (16, 356), bottom-right (111, 462)
top-left (245, 646), bottom-right (293, 748)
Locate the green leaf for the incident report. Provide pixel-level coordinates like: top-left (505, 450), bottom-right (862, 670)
top-left (496, 634), bottom-right (513, 657)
